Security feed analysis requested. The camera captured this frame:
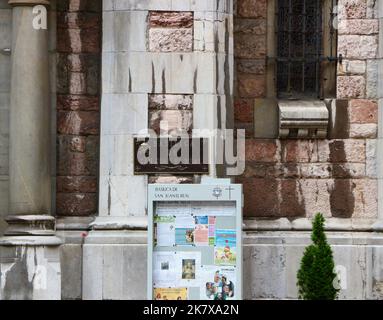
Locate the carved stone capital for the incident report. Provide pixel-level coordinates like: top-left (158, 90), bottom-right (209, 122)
top-left (278, 100), bottom-right (329, 139)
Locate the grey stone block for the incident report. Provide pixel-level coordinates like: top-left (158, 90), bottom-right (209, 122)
top-left (60, 244), bottom-right (83, 300)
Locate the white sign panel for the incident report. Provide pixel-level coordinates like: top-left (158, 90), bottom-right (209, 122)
top-left (147, 181), bottom-right (242, 300)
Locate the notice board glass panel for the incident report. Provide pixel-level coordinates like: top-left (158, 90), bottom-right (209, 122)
top-left (147, 184), bottom-right (242, 300)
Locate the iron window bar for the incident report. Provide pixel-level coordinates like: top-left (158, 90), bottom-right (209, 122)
top-left (267, 55), bottom-right (342, 63)
top-left (275, 0), bottom-right (338, 99)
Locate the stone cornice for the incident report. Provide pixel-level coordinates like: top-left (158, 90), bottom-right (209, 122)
top-left (8, 0), bottom-right (50, 6)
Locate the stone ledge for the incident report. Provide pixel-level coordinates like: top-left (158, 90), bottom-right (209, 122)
top-left (244, 217), bottom-right (381, 232)
top-left (80, 229), bottom-right (383, 246)
top-left (89, 216), bottom-right (148, 230)
top-left (56, 216), bottom-right (95, 231)
top-left (84, 230), bottom-right (147, 244)
top-left (53, 215), bottom-right (383, 232)
top-left (0, 235), bottom-right (62, 246)
top-left (244, 231), bottom-right (383, 245)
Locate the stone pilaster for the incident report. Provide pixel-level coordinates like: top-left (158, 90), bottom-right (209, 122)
top-left (0, 0), bottom-right (61, 300)
top-left (82, 0), bottom-right (234, 299)
top-left (375, 0), bottom-right (383, 230)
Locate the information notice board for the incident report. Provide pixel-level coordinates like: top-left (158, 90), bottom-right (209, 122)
top-left (147, 182), bottom-right (242, 300)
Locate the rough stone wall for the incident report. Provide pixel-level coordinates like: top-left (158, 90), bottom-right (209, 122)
top-left (234, 0), bottom-right (266, 137)
top-left (235, 0), bottom-right (379, 219)
top-left (56, 0), bottom-right (102, 216)
top-left (0, 0), bottom-right (11, 234)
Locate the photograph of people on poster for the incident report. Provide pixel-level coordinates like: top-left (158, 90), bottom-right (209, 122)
top-left (154, 288), bottom-right (188, 300)
top-left (175, 228), bottom-right (194, 245)
top-left (214, 229), bottom-right (236, 265)
top-left (201, 266), bottom-right (236, 300)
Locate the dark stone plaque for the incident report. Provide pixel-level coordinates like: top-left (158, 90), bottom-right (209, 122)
top-left (134, 137), bottom-right (209, 175)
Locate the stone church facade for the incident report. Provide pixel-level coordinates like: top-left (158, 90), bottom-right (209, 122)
top-left (0, 0), bottom-right (383, 299)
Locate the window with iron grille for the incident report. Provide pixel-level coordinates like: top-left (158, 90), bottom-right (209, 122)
top-left (275, 0), bottom-right (338, 99)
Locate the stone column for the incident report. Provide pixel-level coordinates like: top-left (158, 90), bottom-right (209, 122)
top-left (0, 0), bottom-right (61, 300)
top-left (376, 0), bottom-right (383, 230)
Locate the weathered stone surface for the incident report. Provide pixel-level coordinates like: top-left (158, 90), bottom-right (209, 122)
top-left (349, 99), bottom-right (377, 123)
top-left (349, 123), bottom-right (377, 138)
top-left (57, 176), bottom-right (97, 193)
top-left (234, 98), bottom-right (254, 122)
top-left (58, 136), bottom-right (99, 176)
top-left (57, 12), bottom-right (101, 29)
top-left (234, 18), bottom-right (266, 35)
top-left (338, 19), bottom-right (379, 34)
top-left (337, 76), bottom-right (366, 98)
top-left (245, 139), bottom-right (278, 162)
top-left (56, 0), bottom-right (101, 218)
top-left (299, 163), bottom-right (332, 178)
top-left (148, 110), bottom-right (193, 135)
top-left (366, 139), bottom-right (377, 177)
top-left (69, 136), bottom-right (86, 152)
top-left (237, 74), bottom-right (266, 97)
top-left (149, 28), bottom-right (193, 52)
top-left (234, 34), bottom-right (266, 59)
top-left (236, 59), bottom-right (265, 74)
top-left (57, 95), bottom-right (99, 111)
top-left (235, 121), bottom-right (254, 138)
top-left (338, 60), bottom-right (366, 75)
top-left (338, 0), bottom-right (367, 19)
top-left (237, 0), bottom-right (267, 18)
top-left (148, 176), bottom-right (193, 184)
top-left (57, 27), bottom-right (101, 54)
top-left (350, 179), bottom-right (378, 218)
top-left (83, 242), bottom-right (147, 299)
top-left (240, 175), bottom-right (377, 218)
top-left (0, 245), bottom-right (61, 300)
top-left (281, 140), bottom-right (317, 163)
top-left (149, 11), bottom-right (193, 28)
top-left (148, 94), bottom-right (193, 110)
top-left (366, 59), bottom-right (379, 98)
top-left (68, 72), bottom-right (87, 94)
top-left (318, 139), bottom-right (366, 163)
top-left (239, 178), bottom-right (306, 217)
top-left (338, 35), bottom-right (378, 58)
top-left (56, 193), bottom-right (97, 216)
top-left (57, 111), bottom-right (100, 135)
top-left (57, 0), bottom-right (102, 12)
top-left (60, 244), bottom-right (83, 300)
top-left (332, 163), bottom-right (366, 178)
top-left (57, 151), bottom-right (92, 176)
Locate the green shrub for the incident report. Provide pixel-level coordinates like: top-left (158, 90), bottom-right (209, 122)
top-left (297, 213), bottom-right (339, 300)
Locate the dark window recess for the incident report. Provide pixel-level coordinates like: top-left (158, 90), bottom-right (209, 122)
top-left (275, 0), bottom-right (337, 99)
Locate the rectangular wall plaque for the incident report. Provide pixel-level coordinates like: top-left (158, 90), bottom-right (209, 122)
top-left (134, 137), bottom-right (209, 175)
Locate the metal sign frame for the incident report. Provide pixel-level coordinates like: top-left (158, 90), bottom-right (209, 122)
top-left (147, 183), bottom-right (243, 300)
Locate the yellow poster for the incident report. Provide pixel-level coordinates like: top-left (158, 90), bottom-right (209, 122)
top-left (153, 288), bottom-right (188, 300)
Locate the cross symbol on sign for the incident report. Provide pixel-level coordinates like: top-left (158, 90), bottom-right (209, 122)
top-left (226, 186), bottom-right (234, 200)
